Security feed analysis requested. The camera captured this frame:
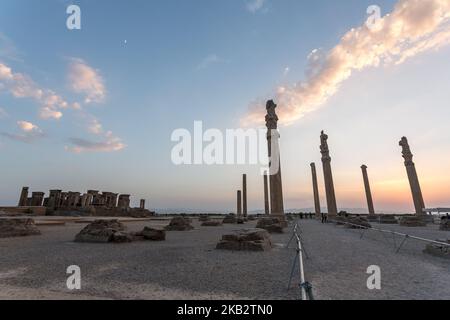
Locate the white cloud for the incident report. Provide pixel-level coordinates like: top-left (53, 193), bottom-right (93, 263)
top-left (246, 0), bottom-right (266, 13)
top-left (0, 58), bottom-right (124, 152)
top-left (17, 120), bottom-right (39, 132)
top-left (0, 61), bottom-right (70, 120)
top-left (1, 120), bottom-right (44, 143)
top-left (241, 0), bottom-right (450, 127)
top-left (66, 134), bottom-right (126, 153)
top-left (68, 58), bottom-right (106, 104)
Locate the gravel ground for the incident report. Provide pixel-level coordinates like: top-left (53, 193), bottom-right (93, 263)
top-left (0, 218), bottom-right (448, 300)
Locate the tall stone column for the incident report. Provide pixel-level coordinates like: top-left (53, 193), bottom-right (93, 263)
top-left (263, 171), bottom-right (270, 215)
top-left (310, 163), bottom-right (321, 218)
top-left (242, 174), bottom-right (248, 218)
top-left (237, 190), bottom-right (242, 217)
top-left (18, 187), bottom-right (29, 207)
top-left (140, 199), bottom-right (146, 210)
top-left (361, 165), bottom-right (375, 215)
top-left (320, 131), bottom-right (338, 216)
top-left (31, 192), bottom-right (45, 207)
top-left (399, 137), bottom-right (426, 215)
top-left (265, 100), bottom-right (285, 219)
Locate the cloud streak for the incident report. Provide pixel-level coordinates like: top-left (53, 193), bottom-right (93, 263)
top-left (0, 57), bottom-right (125, 153)
top-left (0, 62), bottom-right (73, 119)
top-left (66, 133), bottom-right (126, 153)
top-left (68, 58), bottom-right (106, 104)
top-left (1, 120), bottom-right (44, 143)
top-left (241, 0), bottom-right (450, 127)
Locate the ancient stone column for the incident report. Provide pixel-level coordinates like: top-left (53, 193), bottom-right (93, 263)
top-left (265, 100), bottom-right (285, 219)
top-left (237, 191), bottom-right (242, 217)
top-left (361, 165), bottom-right (375, 215)
top-left (118, 194), bottom-right (131, 210)
top-left (310, 163), bottom-right (321, 218)
top-left (399, 137), bottom-right (426, 215)
top-left (140, 199), bottom-right (146, 210)
top-left (320, 131), bottom-right (338, 216)
top-left (242, 174), bottom-right (248, 218)
top-left (18, 187), bottom-right (29, 207)
top-left (47, 190), bottom-right (62, 209)
top-left (31, 192), bottom-right (45, 207)
top-left (80, 194), bottom-right (89, 208)
top-left (263, 171), bottom-right (270, 215)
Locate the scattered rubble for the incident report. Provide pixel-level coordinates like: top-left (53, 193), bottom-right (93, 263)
top-left (0, 218), bottom-right (41, 238)
top-left (216, 229), bottom-right (272, 251)
top-left (165, 217), bottom-right (194, 231)
top-left (256, 217), bottom-right (284, 233)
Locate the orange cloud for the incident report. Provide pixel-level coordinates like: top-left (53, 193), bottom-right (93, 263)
top-left (241, 0), bottom-right (450, 127)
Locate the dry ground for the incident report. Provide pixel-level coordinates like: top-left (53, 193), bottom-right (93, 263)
top-left (0, 217), bottom-right (448, 300)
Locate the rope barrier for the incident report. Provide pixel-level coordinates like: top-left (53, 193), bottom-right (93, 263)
top-left (287, 222), bottom-right (314, 301)
top-left (328, 218), bottom-right (450, 253)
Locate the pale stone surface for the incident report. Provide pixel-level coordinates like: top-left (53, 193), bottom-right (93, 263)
top-left (165, 217), bottom-right (194, 231)
top-left (424, 239), bottom-right (450, 259)
top-left (265, 100), bottom-right (285, 218)
top-left (242, 174), bottom-right (248, 218)
top-left (346, 216), bottom-right (372, 229)
top-left (263, 171), bottom-right (270, 215)
top-left (18, 187), bottom-right (29, 207)
top-left (141, 227), bottom-right (166, 241)
top-left (222, 213), bottom-right (237, 224)
top-left (256, 217), bottom-right (284, 233)
top-left (377, 215), bottom-right (398, 224)
top-left (310, 163), bottom-right (321, 218)
top-left (399, 137), bottom-right (426, 215)
top-left (1, 219), bottom-right (449, 299)
top-left (75, 220), bottom-right (166, 243)
top-left (399, 216), bottom-right (427, 227)
top-left (198, 215), bottom-right (210, 222)
top-left (361, 165), bottom-right (375, 215)
top-left (236, 190), bottom-right (242, 217)
top-left (216, 228), bottom-right (272, 251)
top-left (320, 131), bottom-right (338, 216)
top-left (0, 218), bottom-right (41, 238)
top-left (74, 220), bottom-right (128, 243)
top-left (201, 221), bottom-right (223, 227)
top-left (440, 218), bottom-right (450, 231)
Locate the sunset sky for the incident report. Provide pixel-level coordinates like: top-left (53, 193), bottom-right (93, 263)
top-left (0, 0), bottom-right (449, 213)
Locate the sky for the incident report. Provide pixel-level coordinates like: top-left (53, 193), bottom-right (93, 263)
top-left (0, 0), bottom-right (449, 213)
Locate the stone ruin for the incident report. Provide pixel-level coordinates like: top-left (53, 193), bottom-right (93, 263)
top-left (423, 239), bottom-right (450, 259)
top-left (165, 217), bottom-right (194, 231)
top-left (369, 215), bottom-right (398, 224)
top-left (201, 220), bottom-right (223, 227)
top-left (399, 216), bottom-right (427, 227)
top-left (222, 213), bottom-right (237, 224)
top-left (75, 220), bottom-right (165, 243)
top-left (440, 217), bottom-right (450, 231)
top-left (256, 217), bottom-right (285, 233)
top-left (333, 215), bottom-right (372, 229)
top-left (216, 229), bottom-right (272, 251)
top-left (0, 218), bottom-right (41, 238)
top-left (17, 187), bottom-right (154, 217)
